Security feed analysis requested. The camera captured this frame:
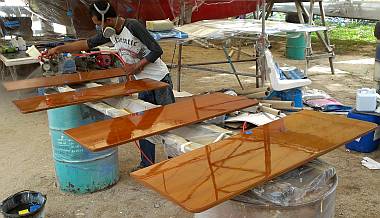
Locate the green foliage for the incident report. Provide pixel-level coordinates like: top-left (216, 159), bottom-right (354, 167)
top-left (329, 22), bottom-right (375, 43)
top-left (311, 21), bottom-right (376, 55)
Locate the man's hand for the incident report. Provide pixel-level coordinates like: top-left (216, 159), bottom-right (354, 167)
top-left (122, 58), bottom-right (148, 77)
top-left (45, 47), bottom-right (61, 58)
top-left (123, 63), bottom-right (140, 76)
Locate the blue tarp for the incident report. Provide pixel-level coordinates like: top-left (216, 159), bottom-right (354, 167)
top-left (149, 29), bottom-right (188, 41)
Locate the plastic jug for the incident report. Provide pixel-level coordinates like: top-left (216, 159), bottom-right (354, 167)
top-left (17, 37), bottom-right (27, 51)
top-left (10, 38), bottom-right (18, 50)
top-left (356, 88), bottom-right (377, 112)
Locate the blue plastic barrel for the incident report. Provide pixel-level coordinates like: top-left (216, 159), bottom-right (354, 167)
top-left (48, 105), bottom-right (119, 194)
top-left (286, 33), bottom-right (306, 60)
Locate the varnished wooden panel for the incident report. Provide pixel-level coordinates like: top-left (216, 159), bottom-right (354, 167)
top-left (13, 79), bottom-right (167, 114)
top-left (2, 68), bottom-right (126, 91)
top-left (64, 93), bottom-right (258, 151)
top-left (130, 110), bottom-right (377, 213)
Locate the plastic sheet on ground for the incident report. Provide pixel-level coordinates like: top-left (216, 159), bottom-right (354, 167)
top-left (303, 88), bottom-right (352, 112)
top-left (302, 88), bottom-right (331, 101)
top-left (241, 159), bottom-right (337, 206)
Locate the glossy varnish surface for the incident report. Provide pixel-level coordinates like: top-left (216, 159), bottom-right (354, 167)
top-left (65, 93), bottom-right (258, 151)
top-left (130, 110), bottom-right (377, 213)
top-left (13, 79), bottom-right (167, 114)
top-left (3, 68), bottom-right (126, 91)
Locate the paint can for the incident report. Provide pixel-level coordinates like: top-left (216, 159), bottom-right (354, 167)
top-left (48, 105), bottom-right (119, 194)
top-left (0, 190), bottom-right (46, 218)
top-left (195, 159), bottom-right (337, 218)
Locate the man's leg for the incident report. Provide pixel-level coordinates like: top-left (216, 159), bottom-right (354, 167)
top-left (135, 74), bottom-right (175, 168)
top-left (154, 74), bottom-right (175, 105)
top-left (136, 90), bottom-right (156, 168)
top-left (139, 139), bottom-right (155, 167)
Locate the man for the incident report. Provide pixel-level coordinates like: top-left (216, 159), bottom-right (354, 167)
top-left (47, 0), bottom-right (175, 170)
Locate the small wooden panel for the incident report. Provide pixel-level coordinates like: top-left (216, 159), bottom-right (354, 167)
top-left (130, 110), bottom-right (377, 213)
top-left (13, 79), bottom-right (167, 114)
top-left (64, 93), bottom-right (258, 151)
top-left (2, 68), bottom-right (126, 91)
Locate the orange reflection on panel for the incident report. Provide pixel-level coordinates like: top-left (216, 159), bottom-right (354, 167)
top-left (3, 68), bottom-right (126, 91)
top-left (64, 93), bottom-right (258, 151)
top-left (130, 110), bottom-right (376, 213)
top-left (13, 79), bottom-right (168, 114)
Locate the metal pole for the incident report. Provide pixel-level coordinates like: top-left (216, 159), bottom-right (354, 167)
top-left (181, 65), bottom-right (259, 77)
top-left (305, 0), bottom-right (315, 75)
top-left (262, 0), bottom-right (266, 36)
top-left (255, 58), bottom-right (259, 88)
top-left (182, 59), bottom-right (257, 67)
top-left (223, 43), bottom-right (244, 89)
top-left (176, 0), bottom-right (186, 91)
top-left (260, 0), bottom-right (266, 87)
top-left (177, 42), bottom-right (182, 91)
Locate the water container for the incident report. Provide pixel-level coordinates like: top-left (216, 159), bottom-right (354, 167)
top-left (356, 88), bottom-right (377, 112)
top-left (286, 33), bottom-right (306, 60)
top-left (48, 105), bottom-right (119, 194)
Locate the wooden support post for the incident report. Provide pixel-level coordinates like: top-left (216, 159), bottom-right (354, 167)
top-left (319, 0), bottom-right (335, 74)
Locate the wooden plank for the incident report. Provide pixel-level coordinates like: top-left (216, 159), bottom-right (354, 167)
top-left (130, 110), bottom-right (377, 213)
top-left (2, 68), bottom-right (126, 91)
top-left (13, 79), bottom-right (167, 114)
top-left (64, 93), bottom-right (258, 151)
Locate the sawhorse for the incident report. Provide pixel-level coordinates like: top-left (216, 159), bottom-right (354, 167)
top-left (265, 0), bottom-right (335, 75)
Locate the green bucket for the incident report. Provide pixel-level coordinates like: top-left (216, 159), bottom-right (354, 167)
top-left (286, 33), bottom-right (306, 60)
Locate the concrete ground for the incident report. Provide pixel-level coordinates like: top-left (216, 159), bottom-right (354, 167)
top-left (0, 40), bottom-right (379, 218)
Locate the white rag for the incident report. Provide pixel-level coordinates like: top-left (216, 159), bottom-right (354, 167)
top-left (361, 157), bottom-right (380, 170)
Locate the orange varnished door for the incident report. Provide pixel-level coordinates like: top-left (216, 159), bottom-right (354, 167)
top-left (2, 68), bottom-right (126, 91)
top-left (64, 93), bottom-right (258, 151)
top-left (13, 79), bottom-right (168, 114)
top-left (130, 110), bottom-right (377, 212)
